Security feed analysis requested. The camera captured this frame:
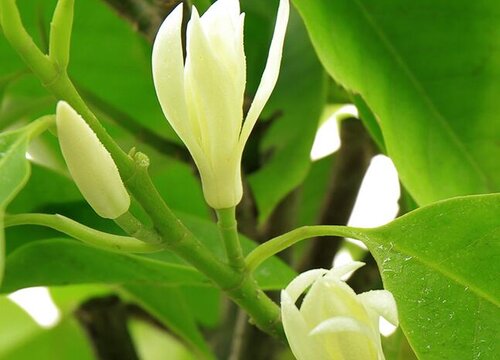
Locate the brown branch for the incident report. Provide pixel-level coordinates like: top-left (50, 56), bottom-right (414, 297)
top-left (299, 117), bottom-right (377, 271)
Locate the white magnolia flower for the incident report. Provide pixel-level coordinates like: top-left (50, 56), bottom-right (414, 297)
top-left (56, 101), bottom-right (130, 219)
top-left (281, 262), bottom-right (399, 360)
top-left (152, 0), bottom-right (289, 209)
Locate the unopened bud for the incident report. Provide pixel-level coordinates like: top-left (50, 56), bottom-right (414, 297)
top-left (56, 101), bottom-right (130, 219)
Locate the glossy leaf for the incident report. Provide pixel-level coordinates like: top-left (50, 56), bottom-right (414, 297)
top-left (358, 194), bottom-right (500, 359)
top-left (293, 0), bottom-right (500, 205)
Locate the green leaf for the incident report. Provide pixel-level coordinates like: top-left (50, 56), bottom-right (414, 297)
top-left (293, 0), bottom-right (500, 205)
top-left (0, 128), bottom-right (31, 208)
top-left (124, 285), bottom-right (215, 359)
top-left (129, 319), bottom-right (196, 360)
top-left (7, 164), bottom-right (81, 213)
top-left (244, 2), bottom-right (327, 221)
top-left (0, 124), bottom-right (39, 285)
top-left (0, 296), bottom-right (94, 360)
top-left (0, 238), bottom-right (208, 293)
top-left (359, 194), bottom-right (500, 359)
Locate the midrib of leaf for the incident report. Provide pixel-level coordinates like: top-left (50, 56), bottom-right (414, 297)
top-left (364, 233), bottom-right (499, 308)
top-left (350, 0), bottom-right (492, 190)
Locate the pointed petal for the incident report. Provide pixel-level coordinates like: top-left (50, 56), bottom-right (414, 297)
top-left (281, 291), bottom-right (331, 360)
top-left (326, 261), bottom-right (365, 280)
top-left (239, 0), bottom-right (289, 148)
top-left (358, 290), bottom-right (399, 326)
top-left (185, 6), bottom-right (243, 159)
top-left (201, 0), bottom-right (240, 28)
top-left (301, 275), bottom-right (371, 328)
top-left (152, 5), bottom-right (193, 146)
top-left (284, 268), bottom-right (328, 302)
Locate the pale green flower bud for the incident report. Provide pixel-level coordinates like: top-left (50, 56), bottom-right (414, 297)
top-left (281, 262), bottom-right (399, 360)
top-left (152, 0), bottom-right (289, 209)
top-left (56, 101), bottom-right (130, 219)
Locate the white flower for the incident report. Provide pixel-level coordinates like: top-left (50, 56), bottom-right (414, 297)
top-left (281, 262), bottom-right (399, 360)
top-left (152, 0), bottom-right (289, 209)
top-left (56, 101), bottom-right (130, 219)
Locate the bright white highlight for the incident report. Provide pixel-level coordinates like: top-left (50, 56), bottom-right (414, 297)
top-left (8, 287), bottom-right (61, 328)
top-left (310, 104), bottom-right (359, 161)
top-left (347, 155), bottom-right (400, 249)
top-left (379, 316), bottom-right (398, 337)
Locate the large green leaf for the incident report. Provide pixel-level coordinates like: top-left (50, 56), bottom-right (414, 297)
top-left (0, 238), bottom-right (208, 293)
top-left (357, 194), bottom-right (499, 359)
top-left (293, 0), bottom-right (500, 205)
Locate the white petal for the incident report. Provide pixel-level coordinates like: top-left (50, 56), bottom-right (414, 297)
top-left (310, 316), bottom-right (381, 359)
top-left (152, 5), bottom-right (193, 147)
top-left (358, 290), bottom-right (399, 326)
top-left (239, 0), bottom-right (289, 149)
top-left (200, 0), bottom-right (244, 81)
top-left (311, 316), bottom-right (376, 338)
top-left (201, 0), bottom-right (240, 30)
top-left (283, 268), bottom-right (328, 303)
top-left (185, 7), bottom-right (242, 159)
top-left (281, 291), bottom-right (331, 360)
top-left (325, 261), bottom-right (365, 280)
top-left (300, 275), bottom-right (371, 328)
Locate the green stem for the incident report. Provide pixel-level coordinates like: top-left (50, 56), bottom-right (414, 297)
top-left (125, 155), bottom-right (284, 339)
top-left (26, 114), bottom-right (56, 139)
top-left (216, 207), bottom-right (245, 271)
top-left (0, 0), bottom-right (55, 78)
top-left (115, 211), bottom-right (162, 244)
top-left (246, 225), bottom-right (368, 272)
top-left (49, 0), bottom-right (74, 70)
top-left (4, 213), bottom-right (164, 253)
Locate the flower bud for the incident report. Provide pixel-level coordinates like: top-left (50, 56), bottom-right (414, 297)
top-left (281, 262), bottom-right (398, 360)
top-left (56, 101), bottom-right (130, 219)
top-left (152, 0), bottom-right (289, 209)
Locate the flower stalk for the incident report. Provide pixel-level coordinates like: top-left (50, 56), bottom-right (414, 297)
top-left (216, 207), bottom-right (245, 271)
